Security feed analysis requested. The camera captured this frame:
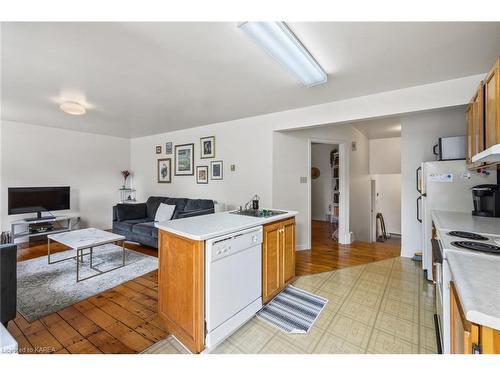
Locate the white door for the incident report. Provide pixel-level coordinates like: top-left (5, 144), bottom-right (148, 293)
top-left (370, 179), bottom-right (376, 242)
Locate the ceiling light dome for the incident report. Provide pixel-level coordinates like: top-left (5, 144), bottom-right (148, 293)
top-left (60, 101), bottom-right (86, 115)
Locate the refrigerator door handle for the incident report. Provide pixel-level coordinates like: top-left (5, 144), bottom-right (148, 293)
top-left (416, 166), bottom-right (422, 194)
top-left (416, 196), bottom-right (422, 223)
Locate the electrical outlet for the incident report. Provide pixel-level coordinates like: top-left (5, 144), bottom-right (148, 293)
top-left (300, 176), bottom-right (307, 183)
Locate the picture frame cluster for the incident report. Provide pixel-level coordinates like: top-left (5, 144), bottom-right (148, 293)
top-left (156, 136), bottom-right (223, 184)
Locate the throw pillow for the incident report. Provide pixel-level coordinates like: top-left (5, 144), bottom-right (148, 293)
top-left (155, 203), bottom-right (176, 222)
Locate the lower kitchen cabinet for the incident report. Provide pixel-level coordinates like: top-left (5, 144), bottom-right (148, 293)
top-left (450, 281), bottom-right (500, 354)
top-left (262, 218), bottom-right (296, 303)
top-left (157, 230), bottom-right (205, 354)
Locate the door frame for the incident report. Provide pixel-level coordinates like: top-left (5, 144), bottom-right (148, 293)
top-left (307, 137), bottom-right (350, 246)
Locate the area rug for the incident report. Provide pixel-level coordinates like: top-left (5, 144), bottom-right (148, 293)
top-left (257, 285), bottom-right (328, 333)
top-left (17, 245), bottom-right (158, 322)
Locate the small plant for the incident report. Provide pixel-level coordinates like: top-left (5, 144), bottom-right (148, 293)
top-left (121, 170), bottom-right (131, 187)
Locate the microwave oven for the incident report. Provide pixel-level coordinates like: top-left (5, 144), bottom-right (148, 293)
top-left (433, 136), bottom-right (465, 161)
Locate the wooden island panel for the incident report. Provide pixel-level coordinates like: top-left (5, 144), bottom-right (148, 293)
top-left (158, 230), bottom-right (205, 353)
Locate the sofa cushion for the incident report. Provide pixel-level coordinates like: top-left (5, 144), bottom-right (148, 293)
top-left (145, 197), bottom-right (164, 219)
top-left (115, 203), bottom-right (147, 222)
top-left (177, 208), bottom-right (214, 219)
top-left (113, 221), bottom-right (133, 232)
top-left (114, 218), bottom-right (150, 232)
top-left (184, 199), bottom-right (214, 212)
top-left (146, 196), bottom-right (188, 219)
top-left (132, 221), bottom-right (156, 237)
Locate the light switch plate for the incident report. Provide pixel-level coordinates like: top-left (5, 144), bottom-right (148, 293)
top-left (230, 164), bottom-right (236, 172)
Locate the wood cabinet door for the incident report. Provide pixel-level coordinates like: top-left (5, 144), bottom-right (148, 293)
top-left (465, 104), bottom-right (474, 166)
top-left (485, 59), bottom-right (500, 148)
top-left (450, 281), bottom-right (479, 354)
top-left (281, 219), bottom-right (296, 286)
top-left (472, 82), bottom-right (485, 157)
top-left (262, 222), bottom-right (282, 303)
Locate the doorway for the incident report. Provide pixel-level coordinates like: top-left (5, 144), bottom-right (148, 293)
top-left (309, 140), bottom-right (348, 246)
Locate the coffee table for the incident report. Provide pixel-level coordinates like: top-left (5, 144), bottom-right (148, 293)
top-left (47, 228), bottom-right (126, 282)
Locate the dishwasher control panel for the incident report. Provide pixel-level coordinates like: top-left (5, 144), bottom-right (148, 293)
top-left (208, 227), bottom-right (263, 262)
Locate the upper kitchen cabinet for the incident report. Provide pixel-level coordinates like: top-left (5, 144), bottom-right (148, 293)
top-left (466, 82), bottom-right (485, 169)
top-left (485, 58), bottom-right (500, 149)
top-left (465, 101), bottom-right (474, 166)
top-left (470, 57), bottom-right (500, 164)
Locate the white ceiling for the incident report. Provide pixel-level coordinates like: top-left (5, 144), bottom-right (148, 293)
top-left (353, 117), bottom-right (401, 139)
top-left (1, 22), bottom-right (499, 138)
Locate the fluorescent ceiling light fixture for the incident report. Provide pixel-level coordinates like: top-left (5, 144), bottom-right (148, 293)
top-left (238, 22), bottom-right (327, 87)
top-left (60, 101), bottom-right (86, 115)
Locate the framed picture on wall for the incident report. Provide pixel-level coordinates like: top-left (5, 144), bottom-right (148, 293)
top-left (174, 143), bottom-right (194, 176)
top-left (200, 136), bottom-right (215, 159)
top-left (210, 160), bottom-right (223, 180)
top-left (157, 158), bottom-right (171, 183)
top-left (165, 142), bottom-right (173, 154)
top-left (196, 166), bottom-right (209, 184)
top-left (155, 145), bottom-right (162, 154)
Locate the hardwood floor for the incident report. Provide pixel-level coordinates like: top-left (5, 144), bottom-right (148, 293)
top-left (9, 221), bottom-right (400, 353)
top-left (8, 241), bottom-right (167, 354)
top-left (295, 220), bottom-right (401, 276)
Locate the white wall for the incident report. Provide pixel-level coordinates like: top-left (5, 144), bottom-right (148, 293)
top-left (1, 121), bottom-right (130, 230)
top-left (273, 124), bottom-right (370, 247)
top-left (131, 120), bottom-right (274, 210)
top-left (311, 143), bottom-right (336, 221)
top-left (129, 76), bottom-right (480, 252)
top-left (400, 106), bottom-right (466, 257)
top-left (369, 137), bottom-right (401, 174)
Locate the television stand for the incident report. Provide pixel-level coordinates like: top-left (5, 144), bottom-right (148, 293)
top-left (10, 215), bottom-right (75, 244)
top-left (24, 214), bottom-right (54, 222)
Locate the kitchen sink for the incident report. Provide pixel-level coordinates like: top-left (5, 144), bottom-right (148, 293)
top-left (230, 209), bottom-right (287, 218)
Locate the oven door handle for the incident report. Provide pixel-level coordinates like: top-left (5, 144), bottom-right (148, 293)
top-left (431, 239), bottom-right (443, 264)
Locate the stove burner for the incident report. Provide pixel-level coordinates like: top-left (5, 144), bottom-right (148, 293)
top-left (451, 241), bottom-right (500, 254)
top-left (448, 231), bottom-right (489, 241)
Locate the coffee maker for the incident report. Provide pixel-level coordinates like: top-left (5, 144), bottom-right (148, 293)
top-left (472, 184), bottom-right (500, 217)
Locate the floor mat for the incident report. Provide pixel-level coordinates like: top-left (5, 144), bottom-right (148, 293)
top-left (257, 285), bottom-right (328, 333)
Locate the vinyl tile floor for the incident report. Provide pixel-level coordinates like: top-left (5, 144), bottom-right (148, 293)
top-left (143, 257), bottom-right (437, 354)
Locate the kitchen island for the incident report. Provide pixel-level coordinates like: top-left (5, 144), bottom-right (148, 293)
top-left (431, 210), bottom-right (500, 354)
top-left (155, 210), bottom-right (297, 353)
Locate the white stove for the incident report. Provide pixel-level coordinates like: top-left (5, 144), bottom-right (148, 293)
top-left (438, 229), bottom-right (500, 257)
top-left (434, 228), bottom-right (500, 354)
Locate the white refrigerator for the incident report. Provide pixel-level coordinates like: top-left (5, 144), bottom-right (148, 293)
top-left (417, 160), bottom-right (496, 281)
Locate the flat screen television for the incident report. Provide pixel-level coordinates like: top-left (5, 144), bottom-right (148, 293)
top-left (8, 186), bottom-right (70, 219)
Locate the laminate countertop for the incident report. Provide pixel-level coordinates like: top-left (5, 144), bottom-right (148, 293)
top-left (155, 210), bottom-right (297, 241)
top-left (431, 210), bottom-right (500, 235)
top-left (446, 251), bottom-right (500, 330)
top-left (432, 210), bottom-right (500, 330)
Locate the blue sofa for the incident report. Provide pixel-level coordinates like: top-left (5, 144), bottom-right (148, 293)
top-left (112, 196), bottom-right (214, 248)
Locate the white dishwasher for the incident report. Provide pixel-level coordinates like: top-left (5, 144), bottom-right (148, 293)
top-left (205, 226), bottom-right (263, 350)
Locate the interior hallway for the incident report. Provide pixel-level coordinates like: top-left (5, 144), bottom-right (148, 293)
top-left (295, 220), bottom-right (401, 276)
